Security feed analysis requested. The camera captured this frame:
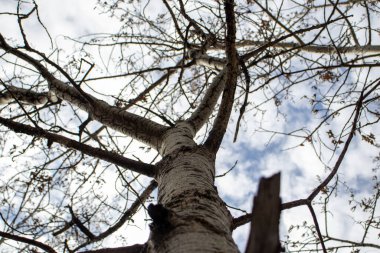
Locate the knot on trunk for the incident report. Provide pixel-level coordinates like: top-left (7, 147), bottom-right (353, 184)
top-left (148, 204), bottom-right (176, 248)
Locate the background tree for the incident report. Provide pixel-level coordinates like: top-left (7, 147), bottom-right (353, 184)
top-left (0, 0), bottom-right (379, 252)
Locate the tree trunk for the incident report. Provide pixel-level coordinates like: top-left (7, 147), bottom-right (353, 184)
top-left (147, 123), bottom-right (239, 253)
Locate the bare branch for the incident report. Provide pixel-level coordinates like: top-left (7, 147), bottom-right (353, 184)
top-left (204, 0), bottom-right (238, 153)
top-left (0, 231), bottom-right (57, 253)
top-left (212, 41), bottom-right (380, 54)
top-left (0, 34), bottom-right (168, 148)
top-left (0, 82), bottom-right (58, 105)
top-left (0, 116), bottom-right (156, 177)
top-left (186, 69), bottom-right (226, 132)
top-left (80, 244), bottom-right (145, 253)
top-left (253, 0), bottom-right (305, 46)
top-left (233, 90), bottom-right (365, 229)
top-left (73, 180), bottom-right (157, 251)
top-left (68, 205), bottom-right (96, 240)
top-left (307, 204), bottom-right (327, 253)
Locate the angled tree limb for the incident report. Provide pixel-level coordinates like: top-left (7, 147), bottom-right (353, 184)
top-left (162, 0), bottom-right (186, 42)
top-left (93, 180), bottom-right (157, 238)
top-left (0, 116), bottom-right (156, 177)
top-left (0, 34), bottom-right (168, 149)
top-left (178, 0), bottom-right (215, 44)
top-left (49, 78), bottom-right (167, 148)
top-left (204, 0), bottom-right (238, 153)
top-left (307, 203), bottom-right (327, 253)
top-left (327, 0), bottom-right (360, 47)
top-left (232, 90), bottom-right (365, 229)
top-left (189, 17), bottom-right (351, 65)
top-left (186, 69), bottom-right (227, 133)
top-left (311, 0), bottom-right (378, 9)
top-left (0, 231), bottom-right (57, 253)
top-left (126, 59), bottom-right (195, 110)
top-left (253, 0), bottom-right (305, 46)
top-left (211, 41), bottom-right (380, 54)
top-left (0, 83), bottom-right (58, 105)
top-left (322, 236), bottom-right (380, 250)
top-left (185, 19), bottom-right (356, 136)
top-left (242, 16), bottom-right (348, 63)
top-left (189, 41), bottom-right (380, 73)
top-left (192, 53), bottom-right (226, 69)
top-left (52, 220), bottom-right (74, 237)
top-left (245, 173), bottom-right (281, 253)
top-left (233, 57), bottom-right (251, 143)
top-left (80, 244), bottom-right (145, 253)
top-left (73, 180), bottom-right (157, 251)
top-left (68, 205), bottom-right (96, 240)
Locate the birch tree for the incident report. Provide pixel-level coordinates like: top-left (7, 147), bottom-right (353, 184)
top-left (0, 0), bottom-right (379, 252)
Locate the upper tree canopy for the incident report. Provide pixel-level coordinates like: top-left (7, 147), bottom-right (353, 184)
top-left (0, 0), bottom-right (379, 252)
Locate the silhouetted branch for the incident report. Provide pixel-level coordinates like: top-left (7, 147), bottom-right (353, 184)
top-left (0, 116), bottom-right (156, 177)
top-left (233, 91), bottom-right (365, 229)
top-left (0, 34), bottom-right (168, 148)
top-left (0, 231), bottom-right (57, 253)
top-left (204, 0), bottom-right (238, 153)
top-left (80, 244), bottom-right (145, 253)
top-left (307, 203), bottom-right (327, 253)
top-left (73, 180), bottom-right (157, 251)
top-left (68, 205), bottom-right (96, 240)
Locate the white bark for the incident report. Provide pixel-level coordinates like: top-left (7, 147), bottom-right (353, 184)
top-left (159, 121), bottom-right (196, 155)
top-left (195, 54), bottom-right (225, 69)
top-left (0, 85), bottom-right (58, 105)
top-left (149, 122), bottom-right (239, 253)
top-left (0, 36), bottom-right (167, 149)
top-left (49, 79), bottom-right (167, 149)
top-left (186, 70), bottom-right (227, 133)
top-left (209, 41), bottom-right (380, 54)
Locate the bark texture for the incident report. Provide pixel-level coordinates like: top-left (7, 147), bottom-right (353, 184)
top-left (147, 122), bottom-right (239, 253)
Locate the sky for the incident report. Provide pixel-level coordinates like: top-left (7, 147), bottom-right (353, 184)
top-left (0, 0), bottom-right (379, 252)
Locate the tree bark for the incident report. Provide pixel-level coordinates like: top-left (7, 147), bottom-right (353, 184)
top-left (146, 123), bottom-right (239, 253)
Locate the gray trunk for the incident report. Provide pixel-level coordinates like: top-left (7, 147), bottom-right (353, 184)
top-left (147, 123), bottom-right (239, 253)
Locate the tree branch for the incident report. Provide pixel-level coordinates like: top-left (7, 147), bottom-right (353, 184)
top-left (73, 180), bottom-right (157, 251)
top-left (186, 69), bottom-right (227, 133)
top-left (232, 90), bottom-right (365, 229)
top-left (307, 203), bottom-right (327, 253)
top-left (204, 0), bottom-right (238, 153)
top-left (253, 0), bottom-right (305, 46)
top-left (191, 52), bottom-right (225, 69)
top-left (126, 59), bottom-right (194, 109)
top-left (0, 82), bottom-right (58, 105)
top-left (80, 244), bottom-right (145, 253)
top-left (213, 41), bottom-right (380, 54)
top-left (0, 34), bottom-right (168, 149)
top-left (242, 16), bottom-right (349, 63)
top-left (68, 205), bottom-right (96, 240)
top-left (0, 231), bottom-right (57, 253)
top-left (0, 116), bottom-right (156, 177)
